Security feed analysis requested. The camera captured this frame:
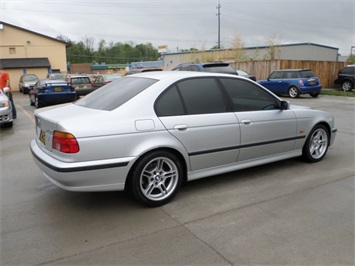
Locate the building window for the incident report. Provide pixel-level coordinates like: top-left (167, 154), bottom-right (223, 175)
top-left (9, 47), bottom-right (16, 54)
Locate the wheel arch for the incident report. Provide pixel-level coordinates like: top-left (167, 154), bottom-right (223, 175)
top-left (124, 147), bottom-right (188, 191)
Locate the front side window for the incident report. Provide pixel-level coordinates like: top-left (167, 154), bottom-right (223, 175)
top-left (269, 71), bottom-right (283, 79)
top-left (221, 78), bottom-right (279, 112)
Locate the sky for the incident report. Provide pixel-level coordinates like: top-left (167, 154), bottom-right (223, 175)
top-left (1, 0), bottom-right (354, 56)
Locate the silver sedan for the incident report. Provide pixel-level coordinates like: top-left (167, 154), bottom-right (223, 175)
top-left (30, 71), bottom-right (337, 206)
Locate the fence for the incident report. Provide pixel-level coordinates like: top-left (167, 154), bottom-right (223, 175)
top-left (231, 60), bottom-right (347, 88)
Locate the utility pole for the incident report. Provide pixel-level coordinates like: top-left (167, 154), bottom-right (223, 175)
top-left (216, 1), bottom-right (221, 49)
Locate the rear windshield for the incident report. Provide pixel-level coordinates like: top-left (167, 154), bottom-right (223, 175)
top-left (203, 65), bottom-right (237, 74)
top-left (76, 77), bottom-right (157, 111)
top-left (300, 70), bottom-right (316, 78)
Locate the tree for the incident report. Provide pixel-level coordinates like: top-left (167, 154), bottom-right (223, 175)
top-left (231, 33), bottom-right (247, 62)
top-left (264, 33), bottom-right (282, 60)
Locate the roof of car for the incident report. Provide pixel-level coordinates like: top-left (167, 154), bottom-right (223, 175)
top-left (274, 69), bottom-right (312, 72)
top-left (124, 70), bottom-right (246, 81)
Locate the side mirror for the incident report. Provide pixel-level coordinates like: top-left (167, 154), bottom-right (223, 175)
top-left (280, 100), bottom-right (289, 110)
top-left (3, 87), bottom-right (10, 93)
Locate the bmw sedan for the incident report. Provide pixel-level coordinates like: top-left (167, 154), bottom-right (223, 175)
top-left (30, 72), bottom-right (337, 207)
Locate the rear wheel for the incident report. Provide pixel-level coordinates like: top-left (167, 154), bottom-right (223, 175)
top-left (129, 151), bottom-right (183, 207)
top-left (288, 86), bottom-right (300, 98)
top-left (341, 80), bottom-right (353, 91)
top-left (35, 97), bottom-right (43, 108)
top-left (302, 125), bottom-right (329, 162)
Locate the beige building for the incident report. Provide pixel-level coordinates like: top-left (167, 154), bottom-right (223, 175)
top-left (0, 21), bottom-right (68, 91)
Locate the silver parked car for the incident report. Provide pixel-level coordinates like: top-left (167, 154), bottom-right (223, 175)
top-left (30, 72), bottom-right (337, 206)
top-left (0, 87), bottom-right (13, 128)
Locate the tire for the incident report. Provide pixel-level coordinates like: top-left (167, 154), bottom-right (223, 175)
top-left (288, 86), bottom-right (300, 98)
top-left (4, 121), bottom-right (13, 128)
top-left (309, 92), bottom-right (320, 98)
top-left (341, 80), bottom-right (353, 92)
top-left (29, 95), bottom-right (34, 106)
top-left (35, 97), bottom-right (43, 108)
top-left (302, 125), bottom-right (329, 163)
top-left (129, 151), bottom-right (183, 207)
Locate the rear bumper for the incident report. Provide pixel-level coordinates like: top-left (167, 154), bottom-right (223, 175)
top-left (30, 139), bottom-right (135, 192)
top-left (38, 92), bottom-right (77, 104)
top-left (299, 85), bottom-right (322, 94)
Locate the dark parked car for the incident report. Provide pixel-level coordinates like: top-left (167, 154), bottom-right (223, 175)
top-left (258, 69), bottom-right (321, 98)
top-left (172, 62), bottom-right (257, 81)
top-left (125, 68), bottom-right (162, 76)
top-left (18, 74), bottom-right (39, 94)
top-left (236, 70), bottom-right (256, 81)
top-left (67, 75), bottom-right (95, 97)
top-left (172, 62), bottom-right (237, 75)
top-left (29, 79), bottom-right (76, 108)
top-left (93, 74), bottom-right (122, 88)
top-left (334, 65), bottom-right (355, 91)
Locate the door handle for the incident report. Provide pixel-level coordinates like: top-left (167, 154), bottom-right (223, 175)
top-left (174, 125), bottom-right (188, 131)
top-left (241, 119), bottom-right (252, 125)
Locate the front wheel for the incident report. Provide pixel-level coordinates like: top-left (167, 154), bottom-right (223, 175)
top-left (288, 86), bottom-right (300, 98)
top-left (302, 125), bottom-right (329, 162)
top-left (341, 80), bottom-right (353, 92)
top-left (129, 151), bottom-right (183, 207)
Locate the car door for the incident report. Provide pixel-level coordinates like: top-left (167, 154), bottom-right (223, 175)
top-left (155, 77), bottom-right (241, 172)
top-left (220, 78), bottom-right (298, 162)
top-left (262, 71), bottom-right (286, 94)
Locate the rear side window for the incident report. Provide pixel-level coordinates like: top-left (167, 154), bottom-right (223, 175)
top-left (76, 77), bottom-right (157, 111)
top-left (155, 78), bottom-right (228, 116)
top-left (299, 70), bottom-right (316, 78)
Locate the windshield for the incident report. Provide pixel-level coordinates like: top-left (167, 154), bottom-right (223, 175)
top-left (76, 77), bottom-right (157, 111)
top-left (24, 75), bottom-right (38, 82)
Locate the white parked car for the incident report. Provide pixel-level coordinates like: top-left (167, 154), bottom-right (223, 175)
top-left (31, 72), bottom-right (337, 206)
top-left (0, 87), bottom-right (13, 128)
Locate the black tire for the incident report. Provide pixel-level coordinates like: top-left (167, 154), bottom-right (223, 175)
top-left (302, 125), bottom-right (329, 163)
top-left (309, 92), bottom-right (320, 98)
top-left (341, 80), bottom-right (353, 92)
top-left (288, 86), bottom-right (300, 98)
top-left (129, 151), bottom-right (183, 207)
top-left (35, 97), bottom-right (43, 108)
top-left (29, 95), bottom-right (34, 106)
top-left (4, 121), bottom-right (13, 128)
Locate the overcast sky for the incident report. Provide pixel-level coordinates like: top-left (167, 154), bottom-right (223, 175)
top-left (1, 0), bottom-right (354, 56)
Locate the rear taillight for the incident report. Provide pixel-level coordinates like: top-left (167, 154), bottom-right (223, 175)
top-left (52, 131), bottom-right (79, 153)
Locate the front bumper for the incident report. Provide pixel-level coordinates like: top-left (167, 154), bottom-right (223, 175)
top-left (30, 139), bottom-right (135, 192)
top-left (0, 106), bottom-right (13, 124)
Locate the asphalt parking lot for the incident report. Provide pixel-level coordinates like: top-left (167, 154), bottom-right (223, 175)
top-left (1, 92), bottom-right (354, 265)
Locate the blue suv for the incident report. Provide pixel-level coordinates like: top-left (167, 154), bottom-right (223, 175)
top-left (258, 69), bottom-right (321, 98)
